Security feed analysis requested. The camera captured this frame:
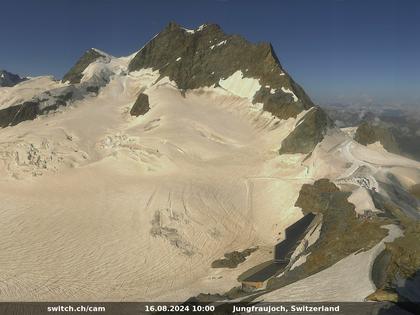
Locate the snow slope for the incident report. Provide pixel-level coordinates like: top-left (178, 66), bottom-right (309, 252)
top-left (0, 48), bottom-right (419, 302)
top-left (0, 59), bottom-right (311, 301)
top-left (0, 76), bottom-right (65, 110)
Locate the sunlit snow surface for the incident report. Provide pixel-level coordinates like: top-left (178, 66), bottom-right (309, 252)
top-left (218, 70), bottom-right (261, 100)
top-left (0, 50), bottom-right (419, 302)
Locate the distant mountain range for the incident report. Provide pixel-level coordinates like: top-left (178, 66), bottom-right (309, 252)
top-left (322, 103), bottom-right (420, 161)
top-left (0, 69), bottom-right (27, 87)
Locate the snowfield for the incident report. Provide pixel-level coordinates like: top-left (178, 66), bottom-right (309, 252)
top-left (0, 51), bottom-right (419, 302)
top-left (0, 58), bottom-right (307, 301)
top-left (0, 76), bottom-right (66, 110)
top-left (218, 70), bottom-right (261, 100)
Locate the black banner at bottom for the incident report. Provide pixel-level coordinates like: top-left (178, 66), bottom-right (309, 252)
top-left (0, 302), bottom-right (418, 315)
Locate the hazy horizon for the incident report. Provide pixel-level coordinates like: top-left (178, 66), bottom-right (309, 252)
top-left (1, 0), bottom-right (419, 106)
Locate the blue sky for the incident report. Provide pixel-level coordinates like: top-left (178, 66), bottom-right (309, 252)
top-left (1, 0), bottom-right (419, 105)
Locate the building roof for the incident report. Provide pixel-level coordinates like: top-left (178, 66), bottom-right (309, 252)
top-left (274, 213), bottom-right (315, 262)
top-left (242, 262), bottom-right (287, 283)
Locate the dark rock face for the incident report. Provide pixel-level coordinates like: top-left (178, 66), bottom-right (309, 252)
top-left (279, 107), bottom-right (333, 154)
top-left (0, 102), bottom-right (39, 128)
top-left (294, 179), bottom-right (387, 266)
top-left (372, 250), bottom-right (393, 289)
top-left (129, 22), bottom-right (315, 121)
top-left (86, 86), bottom-right (99, 94)
top-left (410, 184), bottom-right (420, 200)
top-left (211, 247), bottom-right (258, 269)
top-left (267, 179), bottom-right (387, 289)
top-left (0, 101), bottom-right (61, 128)
top-left (0, 70), bottom-right (27, 87)
top-left (267, 179), bottom-right (387, 294)
top-left (0, 101), bottom-right (59, 128)
top-left (354, 121), bottom-right (400, 154)
top-left (295, 179), bottom-right (343, 214)
top-left (257, 83), bottom-right (314, 121)
top-left (0, 86), bottom-right (80, 128)
top-left (130, 93), bottom-right (150, 116)
top-left (128, 22), bottom-right (332, 154)
top-left (62, 49), bottom-right (106, 84)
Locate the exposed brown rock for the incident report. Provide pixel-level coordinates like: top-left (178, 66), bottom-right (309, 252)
top-left (279, 107), bottom-right (333, 154)
top-left (128, 22), bottom-right (315, 121)
top-left (354, 121), bottom-right (400, 154)
top-left (62, 49), bottom-right (105, 84)
top-left (130, 93), bottom-right (150, 117)
top-left (211, 247), bottom-right (258, 269)
top-left (366, 289), bottom-right (399, 303)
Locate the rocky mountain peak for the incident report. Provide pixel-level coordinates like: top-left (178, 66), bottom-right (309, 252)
top-left (164, 21), bottom-right (223, 35)
top-left (128, 23), bottom-right (316, 119)
top-left (3, 22), bottom-right (332, 154)
top-left (128, 22), bottom-right (331, 154)
top-left (62, 48), bottom-right (108, 84)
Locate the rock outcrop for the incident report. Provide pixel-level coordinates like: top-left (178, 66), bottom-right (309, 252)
top-left (292, 179), bottom-right (386, 277)
top-left (62, 48), bottom-right (107, 84)
top-left (211, 247), bottom-right (258, 269)
top-left (279, 107), bottom-right (332, 154)
top-left (354, 121), bottom-right (400, 154)
top-left (128, 22), bottom-right (332, 154)
top-left (130, 93), bottom-right (150, 116)
top-left (129, 22), bottom-right (315, 120)
top-left (0, 88), bottom-right (76, 128)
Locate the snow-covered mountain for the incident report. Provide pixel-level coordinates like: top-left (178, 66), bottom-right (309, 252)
top-left (0, 69), bottom-right (27, 87)
top-left (0, 23), bottom-right (419, 306)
